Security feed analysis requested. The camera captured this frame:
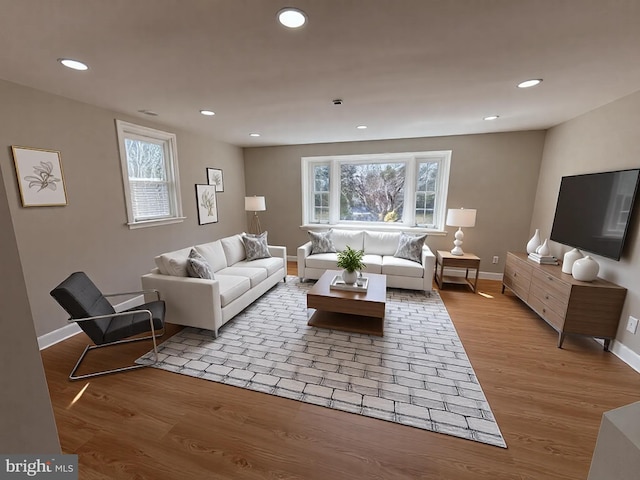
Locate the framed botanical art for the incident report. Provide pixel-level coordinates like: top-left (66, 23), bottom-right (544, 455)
top-left (206, 167), bottom-right (224, 192)
top-left (195, 184), bottom-right (218, 225)
top-left (11, 146), bottom-right (68, 207)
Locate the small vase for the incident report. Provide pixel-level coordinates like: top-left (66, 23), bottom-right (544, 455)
top-left (536, 239), bottom-right (550, 256)
top-left (562, 248), bottom-right (583, 274)
top-left (572, 255), bottom-right (599, 282)
top-left (342, 270), bottom-right (358, 285)
top-left (526, 229), bottom-right (541, 254)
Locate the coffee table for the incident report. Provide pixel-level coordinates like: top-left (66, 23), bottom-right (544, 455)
top-left (306, 270), bottom-right (386, 336)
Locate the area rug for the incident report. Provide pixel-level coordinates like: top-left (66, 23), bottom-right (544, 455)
top-left (137, 277), bottom-right (506, 448)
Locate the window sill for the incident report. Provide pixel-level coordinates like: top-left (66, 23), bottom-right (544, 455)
top-left (127, 217), bottom-right (186, 230)
top-left (300, 224), bottom-right (446, 236)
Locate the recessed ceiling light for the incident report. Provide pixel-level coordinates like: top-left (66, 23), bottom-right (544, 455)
top-left (483, 115), bottom-right (499, 121)
top-left (517, 79), bottom-right (542, 88)
top-left (356, 125), bottom-right (368, 129)
top-left (249, 133), bottom-right (261, 137)
top-left (58, 58), bottom-right (88, 71)
top-left (200, 110), bottom-right (215, 116)
top-left (277, 8), bottom-right (307, 28)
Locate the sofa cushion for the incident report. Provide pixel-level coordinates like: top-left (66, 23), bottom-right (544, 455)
top-left (394, 232), bottom-right (427, 263)
top-left (186, 249), bottom-right (214, 279)
top-left (234, 257), bottom-right (283, 276)
top-left (155, 246), bottom-right (193, 277)
top-left (242, 231), bottom-right (272, 261)
top-left (306, 252), bottom-right (339, 270)
top-left (364, 231), bottom-right (401, 256)
top-left (220, 235), bottom-right (246, 266)
top-left (195, 240), bottom-right (227, 272)
top-left (361, 254), bottom-right (382, 274)
top-left (216, 275), bottom-right (251, 307)
top-left (382, 255), bottom-right (425, 278)
top-left (332, 229), bottom-right (364, 252)
top-left (308, 229), bottom-right (336, 254)
top-left (217, 267), bottom-right (267, 288)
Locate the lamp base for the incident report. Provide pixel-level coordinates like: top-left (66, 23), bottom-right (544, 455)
top-left (450, 227), bottom-right (465, 255)
top-left (249, 213), bottom-right (262, 235)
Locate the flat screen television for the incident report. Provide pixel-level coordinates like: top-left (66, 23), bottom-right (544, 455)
top-left (550, 168), bottom-right (640, 260)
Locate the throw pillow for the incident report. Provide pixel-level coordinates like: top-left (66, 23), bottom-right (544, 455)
top-left (308, 229), bottom-right (336, 254)
top-left (394, 232), bottom-right (428, 263)
top-left (186, 249), bottom-right (214, 279)
top-left (242, 231), bottom-right (272, 261)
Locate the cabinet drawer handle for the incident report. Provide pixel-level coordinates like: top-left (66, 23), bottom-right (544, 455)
top-left (542, 308), bottom-right (546, 313)
top-left (545, 295), bottom-right (550, 300)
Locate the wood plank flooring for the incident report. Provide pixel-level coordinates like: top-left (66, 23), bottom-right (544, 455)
top-left (40, 264), bottom-right (640, 479)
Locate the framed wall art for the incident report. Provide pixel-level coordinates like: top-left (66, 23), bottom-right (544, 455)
top-left (11, 146), bottom-right (68, 207)
top-left (195, 184), bottom-right (218, 225)
top-left (206, 168), bottom-right (224, 192)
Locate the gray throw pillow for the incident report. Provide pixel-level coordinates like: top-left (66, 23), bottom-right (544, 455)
top-left (309, 229), bottom-right (336, 254)
top-left (186, 249), bottom-right (214, 279)
top-left (242, 231), bottom-right (272, 261)
top-left (394, 232), bottom-right (427, 263)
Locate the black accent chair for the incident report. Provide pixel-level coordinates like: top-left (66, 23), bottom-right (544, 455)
top-left (50, 271), bottom-right (166, 381)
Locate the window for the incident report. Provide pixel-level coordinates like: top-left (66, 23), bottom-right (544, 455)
top-left (115, 120), bottom-right (184, 228)
top-left (302, 151), bottom-right (451, 230)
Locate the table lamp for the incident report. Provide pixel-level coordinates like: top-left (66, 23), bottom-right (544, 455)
top-left (245, 196), bottom-right (266, 234)
top-left (446, 208), bottom-right (476, 256)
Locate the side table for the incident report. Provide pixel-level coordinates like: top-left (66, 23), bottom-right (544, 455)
top-left (435, 250), bottom-right (481, 293)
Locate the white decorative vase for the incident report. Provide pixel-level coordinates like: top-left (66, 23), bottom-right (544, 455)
top-left (536, 239), bottom-right (550, 256)
top-left (342, 270), bottom-right (358, 285)
top-left (562, 248), bottom-right (583, 274)
top-left (571, 256), bottom-right (599, 282)
top-left (526, 229), bottom-right (541, 254)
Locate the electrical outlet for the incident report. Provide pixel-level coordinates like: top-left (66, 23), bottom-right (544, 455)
top-left (627, 316), bottom-right (638, 334)
top-left (492, 256), bottom-right (499, 264)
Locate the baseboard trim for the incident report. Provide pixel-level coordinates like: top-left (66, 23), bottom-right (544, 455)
top-left (38, 295), bottom-right (145, 351)
top-left (38, 323), bottom-right (81, 350)
top-left (608, 340), bottom-right (640, 374)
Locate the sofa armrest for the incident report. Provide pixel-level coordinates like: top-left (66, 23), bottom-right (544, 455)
top-left (297, 241), bottom-right (313, 278)
top-left (268, 245), bottom-right (287, 278)
top-left (141, 272), bottom-right (222, 332)
top-left (422, 245), bottom-right (436, 292)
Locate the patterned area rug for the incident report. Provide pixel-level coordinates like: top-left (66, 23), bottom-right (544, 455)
top-left (137, 277), bottom-right (506, 448)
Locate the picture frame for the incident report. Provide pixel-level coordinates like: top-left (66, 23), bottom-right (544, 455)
top-left (195, 184), bottom-right (218, 225)
top-left (11, 146), bottom-right (68, 207)
top-left (206, 168), bottom-right (224, 192)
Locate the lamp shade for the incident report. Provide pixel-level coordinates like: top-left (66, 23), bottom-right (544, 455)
top-left (446, 208), bottom-right (476, 227)
top-left (245, 196), bottom-right (266, 212)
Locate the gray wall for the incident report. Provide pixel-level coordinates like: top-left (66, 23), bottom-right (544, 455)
top-left (0, 163), bottom-right (60, 453)
top-left (531, 89), bottom-right (640, 356)
top-left (0, 79), bottom-right (247, 337)
top-left (243, 131), bottom-right (546, 274)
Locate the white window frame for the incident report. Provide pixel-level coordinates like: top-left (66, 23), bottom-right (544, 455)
top-left (301, 150), bottom-right (451, 231)
top-left (115, 120), bottom-right (185, 229)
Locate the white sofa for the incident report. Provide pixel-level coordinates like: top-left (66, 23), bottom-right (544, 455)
top-left (141, 234), bottom-right (286, 337)
top-left (297, 229), bottom-right (435, 292)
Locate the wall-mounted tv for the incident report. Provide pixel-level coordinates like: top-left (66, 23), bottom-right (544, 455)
top-left (550, 169), bottom-right (640, 260)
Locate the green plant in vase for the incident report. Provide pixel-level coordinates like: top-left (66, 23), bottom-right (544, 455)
top-left (336, 245), bottom-right (366, 284)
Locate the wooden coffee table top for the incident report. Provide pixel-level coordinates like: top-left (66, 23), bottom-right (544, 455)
top-left (307, 270), bottom-right (387, 310)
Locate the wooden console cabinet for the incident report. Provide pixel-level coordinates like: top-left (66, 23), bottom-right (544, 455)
top-left (502, 252), bottom-right (627, 350)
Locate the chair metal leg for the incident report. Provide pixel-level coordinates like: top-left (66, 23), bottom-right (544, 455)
top-left (69, 329), bottom-right (164, 381)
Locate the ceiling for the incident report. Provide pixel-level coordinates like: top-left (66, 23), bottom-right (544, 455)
top-left (1, 0), bottom-right (640, 148)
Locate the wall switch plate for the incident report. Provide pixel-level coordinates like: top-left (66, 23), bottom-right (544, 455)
top-left (627, 316), bottom-right (638, 334)
top-left (492, 256), bottom-right (499, 264)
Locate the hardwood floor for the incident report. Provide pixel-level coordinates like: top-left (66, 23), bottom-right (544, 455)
top-left (41, 263), bottom-right (640, 479)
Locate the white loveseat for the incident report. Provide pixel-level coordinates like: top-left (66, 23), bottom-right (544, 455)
top-left (297, 229), bottom-right (435, 292)
top-left (141, 234), bottom-right (286, 337)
